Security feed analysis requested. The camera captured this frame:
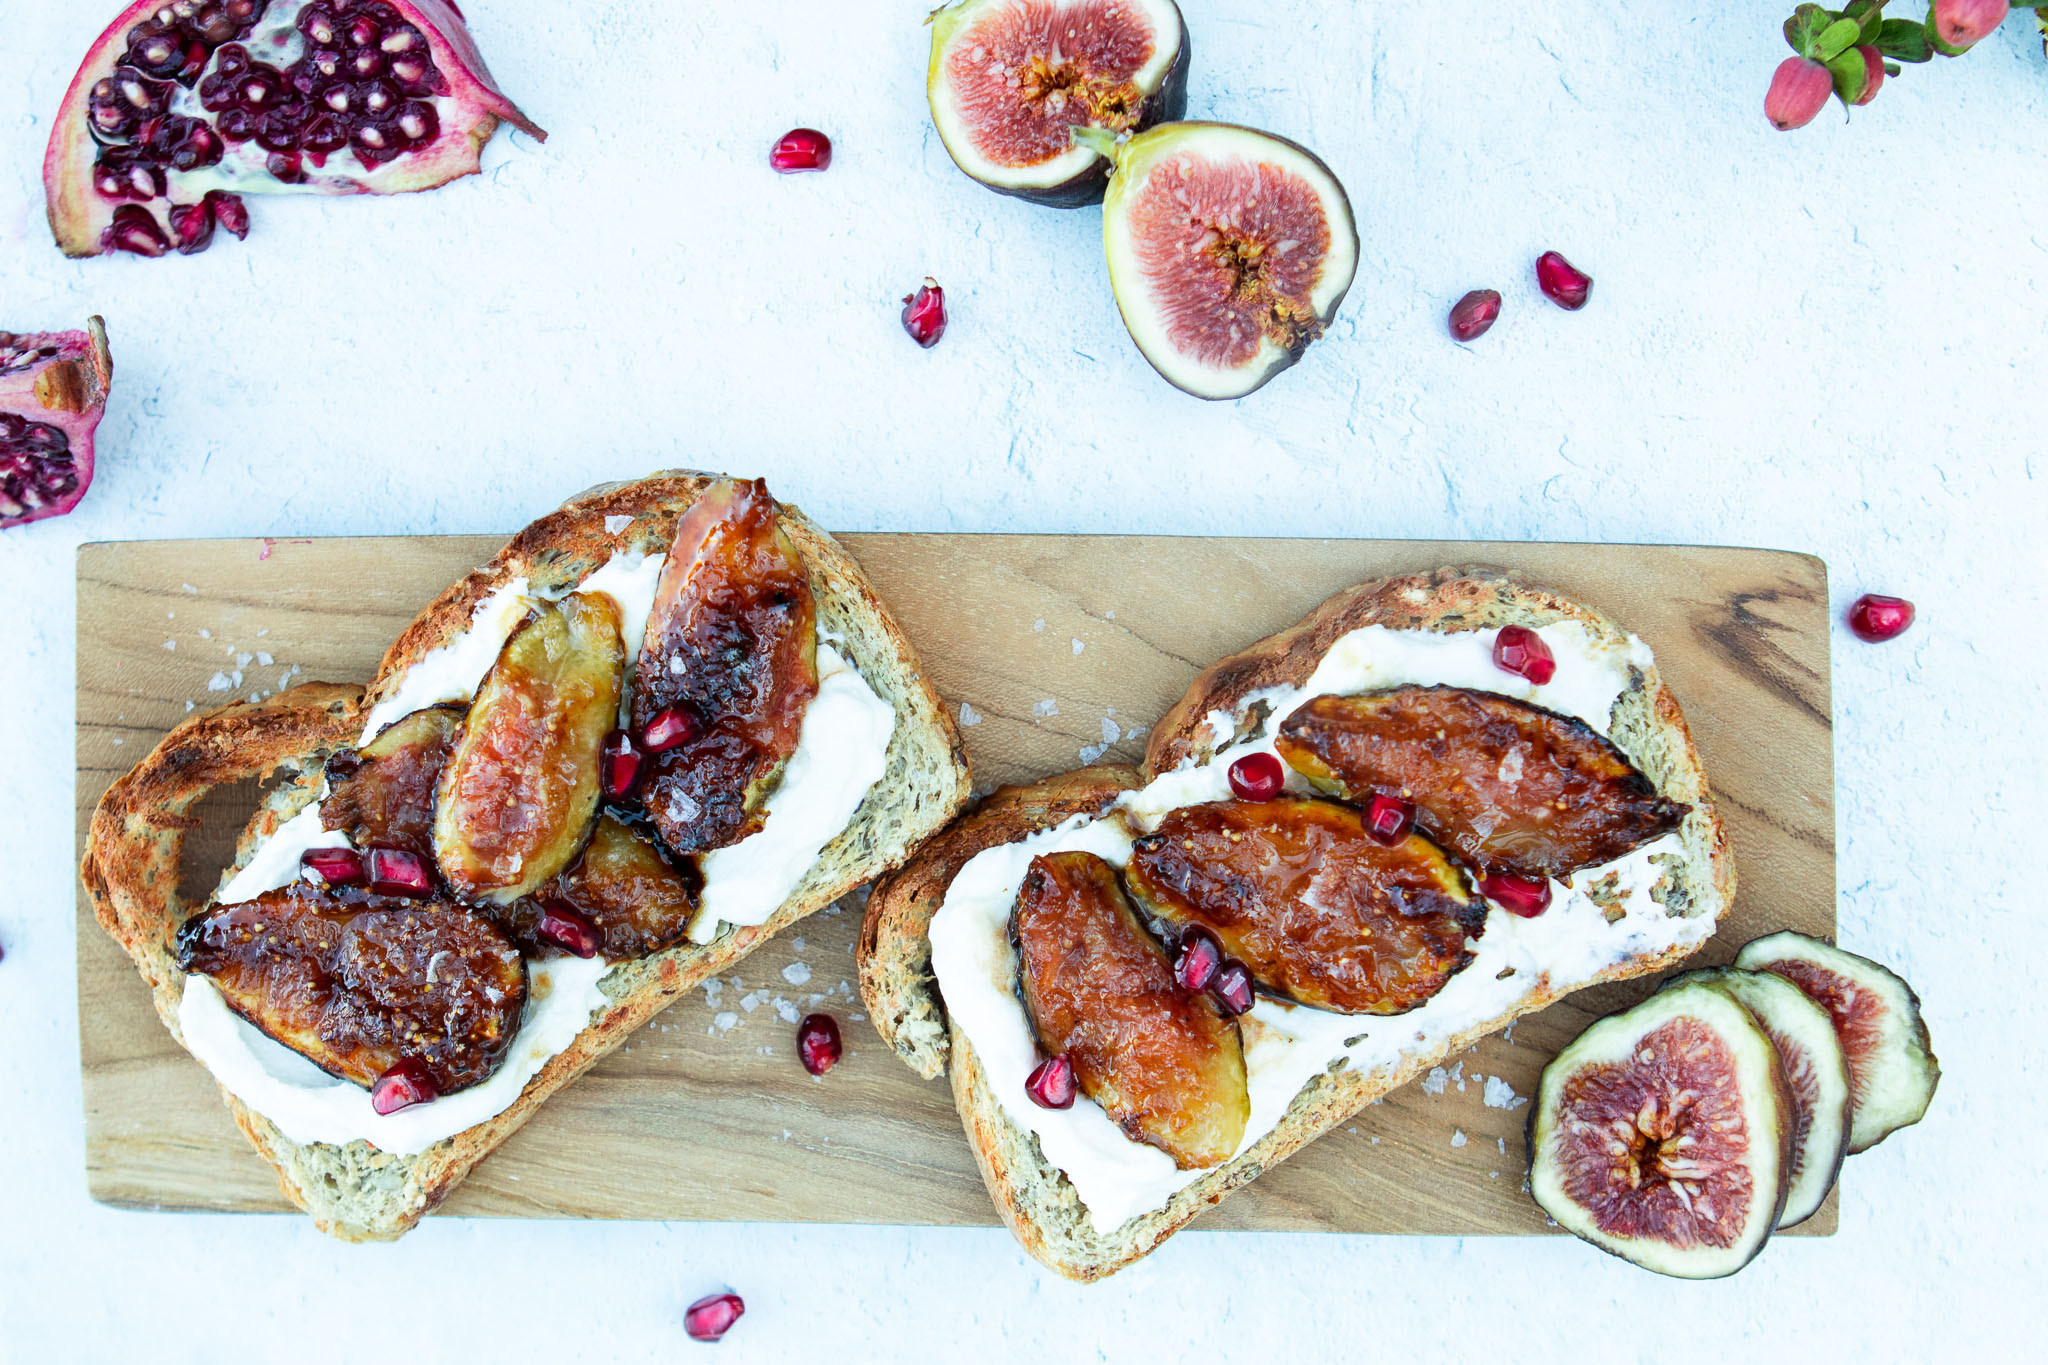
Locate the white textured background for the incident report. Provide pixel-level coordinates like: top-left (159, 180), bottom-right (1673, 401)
top-left (4, 1), bottom-right (2045, 1358)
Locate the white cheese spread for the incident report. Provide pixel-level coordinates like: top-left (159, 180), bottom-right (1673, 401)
top-left (928, 619), bottom-right (1710, 1235)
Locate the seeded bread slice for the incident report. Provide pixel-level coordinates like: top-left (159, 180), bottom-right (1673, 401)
top-left (81, 471), bottom-right (972, 1242)
top-left (857, 567), bottom-right (1734, 1281)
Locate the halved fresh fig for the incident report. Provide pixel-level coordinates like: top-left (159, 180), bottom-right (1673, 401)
top-left (320, 702), bottom-right (462, 855)
top-left (434, 591), bottom-right (624, 903)
top-left (1664, 968), bottom-right (1850, 1229)
top-left (176, 885), bottom-right (526, 1092)
top-left (633, 478), bottom-right (818, 855)
top-left (1010, 850), bottom-right (1247, 1168)
top-left (1124, 797), bottom-right (1483, 1015)
top-left (490, 813), bottom-right (700, 960)
top-left (1, 319), bottom-right (113, 530)
top-left (926, 0), bottom-right (1188, 207)
top-left (1276, 687), bottom-right (1689, 881)
top-left (45, 0), bottom-right (545, 258)
top-left (1528, 979), bottom-right (1791, 1279)
top-left (1098, 121), bottom-right (1358, 399)
top-left (1734, 931), bottom-right (1940, 1154)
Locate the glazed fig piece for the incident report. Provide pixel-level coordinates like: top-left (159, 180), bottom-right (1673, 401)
top-left (175, 886), bottom-right (526, 1093)
top-left (1124, 798), bottom-right (1483, 1016)
top-left (434, 592), bottom-right (624, 903)
top-left (490, 814), bottom-right (701, 960)
top-left (927, 0), bottom-right (1189, 207)
top-left (1276, 687), bottom-right (1688, 881)
top-left (320, 703), bottom-right (462, 855)
top-left (633, 478), bottom-right (818, 855)
top-left (1011, 850), bottom-right (1248, 1168)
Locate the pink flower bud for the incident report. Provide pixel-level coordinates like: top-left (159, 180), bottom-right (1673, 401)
top-left (1934, 0), bottom-right (2009, 49)
top-left (1847, 45), bottom-right (1884, 106)
top-left (1766, 57), bottom-right (1833, 131)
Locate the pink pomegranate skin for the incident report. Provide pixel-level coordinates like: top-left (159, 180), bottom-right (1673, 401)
top-left (1934, 0), bottom-right (2009, 49)
top-left (1766, 56), bottom-right (1833, 131)
top-left (45, 0), bottom-right (546, 258)
top-left (0, 319), bottom-right (113, 530)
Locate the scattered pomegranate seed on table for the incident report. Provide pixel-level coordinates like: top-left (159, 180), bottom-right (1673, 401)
top-left (370, 1058), bottom-right (438, 1115)
top-left (1025, 1053), bottom-right (1076, 1109)
top-left (1492, 625), bottom-right (1557, 685)
top-left (901, 278), bottom-right (947, 348)
top-left (641, 706), bottom-right (702, 753)
top-left (1363, 793), bottom-right (1416, 846)
top-left (1448, 289), bottom-right (1502, 342)
top-left (536, 901), bottom-right (602, 959)
top-left (1212, 960), bottom-right (1255, 1016)
top-left (798, 1012), bottom-right (842, 1076)
top-left (1535, 251), bottom-right (1593, 310)
top-left (769, 127), bottom-right (832, 172)
top-left (1481, 873), bottom-right (1554, 918)
top-left (1765, 56), bottom-right (1833, 130)
top-left (1848, 593), bottom-right (1915, 642)
top-left (1174, 927), bottom-right (1222, 993)
top-left (684, 1292), bottom-right (746, 1343)
top-left (365, 847), bottom-right (432, 897)
top-left (1226, 751), bottom-right (1285, 801)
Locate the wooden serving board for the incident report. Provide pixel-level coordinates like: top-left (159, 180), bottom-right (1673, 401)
top-left (75, 534), bottom-right (1836, 1236)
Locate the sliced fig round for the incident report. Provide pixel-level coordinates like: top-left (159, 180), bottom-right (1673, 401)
top-left (1528, 979), bottom-right (1791, 1279)
top-left (1276, 687), bottom-right (1689, 881)
top-left (321, 702), bottom-right (463, 855)
top-left (489, 813), bottom-right (701, 961)
top-left (1664, 968), bottom-right (1850, 1229)
top-left (1099, 121), bottom-right (1358, 399)
top-left (926, 0), bottom-right (1189, 206)
top-left (1010, 850), bottom-right (1247, 1168)
top-left (1, 318), bottom-right (113, 530)
top-left (1124, 797), bottom-right (1482, 1015)
top-left (1734, 931), bottom-right (1939, 1154)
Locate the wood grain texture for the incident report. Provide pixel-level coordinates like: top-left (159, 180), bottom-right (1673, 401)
top-left (75, 533), bottom-right (1835, 1234)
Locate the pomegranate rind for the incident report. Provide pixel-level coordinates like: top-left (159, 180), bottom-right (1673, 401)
top-left (0, 317), bottom-right (113, 530)
top-left (1735, 930), bottom-right (1939, 1154)
top-left (44, 0), bottom-right (546, 258)
top-left (1101, 122), bottom-right (1359, 400)
top-left (1528, 981), bottom-right (1791, 1279)
top-left (928, 0), bottom-right (1189, 206)
top-left (1663, 967), bottom-right (1850, 1229)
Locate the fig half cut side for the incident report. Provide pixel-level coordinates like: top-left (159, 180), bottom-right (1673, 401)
top-left (1734, 931), bottom-right (1940, 1154)
top-left (927, 0), bottom-right (1189, 206)
top-left (1664, 968), bottom-right (1850, 1230)
top-left (1528, 980), bottom-right (1791, 1279)
top-left (1100, 121), bottom-right (1359, 399)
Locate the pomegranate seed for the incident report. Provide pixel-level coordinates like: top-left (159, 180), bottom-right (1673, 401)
top-left (1227, 751), bottom-right (1286, 802)
top-left (1535, 251), bottom-right (1592, 310)
top-left (537, 900), bottom-right (603, 958)
top-left (901, 278), bottom-right (947, 348)
top-left (365, 847), bottom-right (433, 897)
top-left (207, 191), bottom-right (250, 240)
top-left (1481, 872), bottom-right (1553, 918)
top-left (1448, 289), bottom-right (1502, 342)
top-left (1363, 793), bottom-right (1416, 846)
top-left (641, 706), bottom-right (702, 753)
top-left (798, 1013), bottom-right (842, 1076)
top-left (1847, 593), bottom-right (1915, 642)
top-left (600, 729), bottom-right (643, 800)
top-left (1847, 45), bottom-right (1884, 106)
top-left (769, 127), bottom-right (832, 172)
top-left (684, 1292), bottom-right (745, 1343)
top-left (1765, 56), bottom-right (1834, 130)
top-left (169, 199), bottom-right (215, 254)
top-left (370, 1057), bottom-right (438, 1115)
top-left (1492, 625), bottom-right (1557, 685)
top-left (1174, 927), bottom-right (1222, 993)
top-left (300, 846), bottom-right (365, 888)
top-left (1212, 960), bottom-right (1255, 1016)
top-left (1934, 0), bottom-right (2009, 50)
top-left (1025, 1053), bottom-right (1076, 1109)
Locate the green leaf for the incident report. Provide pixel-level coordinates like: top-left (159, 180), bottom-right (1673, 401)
top-left (1815, 16), bottom-right (1865, 59)
top-left (1825, 46), bottom-right (1873, 100)
top-left (1843, 0), bottom-right (1886, 41)
top-left (1784, 4), bottom-right (1837, 55)
top-left (1877, 18), bottom-right (1934, 61)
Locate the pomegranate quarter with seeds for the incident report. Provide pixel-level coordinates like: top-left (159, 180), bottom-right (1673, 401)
top-left (0, 319), bottom-right (113, 530)
top-left (45, 0), bottom-right (545, 258)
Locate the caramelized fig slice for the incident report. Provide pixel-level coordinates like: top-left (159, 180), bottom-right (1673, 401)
top-left (175, 887), bottom-right (526, 1094)
top-left (434, 592), bottom-right (625, 903)
top-left (1124, 798), bottom-right (1483, 1016)
top-left (1734, 931), bottom-right (1940, 1154)
top-left (321, 704), bottom-right (464, 855)
top-left (1011, 850), bottom-right (1247, 1168)
top-left (1276, 687), bottom-right (1689, 881)
top-left (1665, 968), bottom-right (1850, 1229)
top-left (633, 478), bottom-right (818, 855)
top-left (1528, 980), bottom-right (1791, 1279)
top-left (492, 814), bottom-right (701, 960)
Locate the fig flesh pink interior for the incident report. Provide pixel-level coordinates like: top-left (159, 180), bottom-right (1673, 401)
top-left (46, 0), bottom-right (544, 258)
top-left (0, 319), bottom-right (113, 530)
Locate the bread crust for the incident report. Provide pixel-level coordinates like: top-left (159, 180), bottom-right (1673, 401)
top-left (857, 567), bottom-right (1735, 1280)
top-left (81, 472), bottom-right (972, 1241)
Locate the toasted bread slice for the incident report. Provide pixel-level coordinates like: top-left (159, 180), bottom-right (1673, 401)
top-left (82, 472), bottom-right (971, 1242)
top-left (858, 567), bottom-right (1734, 1281)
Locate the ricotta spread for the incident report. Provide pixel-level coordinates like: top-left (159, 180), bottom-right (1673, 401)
top-left (928, 619), bottom-right (1710, 1234)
